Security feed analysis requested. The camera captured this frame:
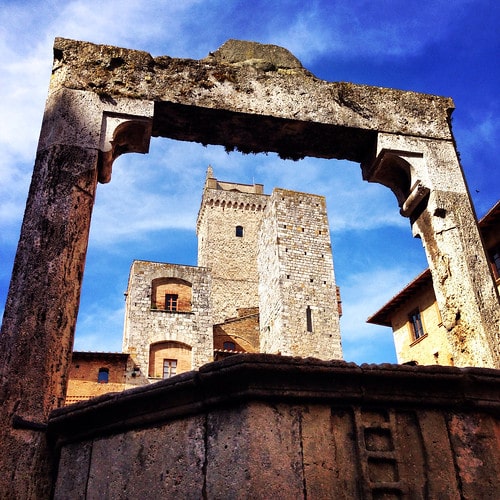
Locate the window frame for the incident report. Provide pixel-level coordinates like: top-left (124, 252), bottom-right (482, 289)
top-left (489, 245), bottom-right (500, 280)
top-left (163, 359), bottom-right (177, 379)
top-left (165, 293), bottom-right (178, 312)
top-left (408, 308), bottom-right (425, 341)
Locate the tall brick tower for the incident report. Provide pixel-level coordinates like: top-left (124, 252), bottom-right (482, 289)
top-left (196, 167), bottom-right (268, 324)
top-left (258, 189), bottom-right (342, 359)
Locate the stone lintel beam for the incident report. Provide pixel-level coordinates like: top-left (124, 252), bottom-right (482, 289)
top-left (52, 37), bottom-right (455, 162)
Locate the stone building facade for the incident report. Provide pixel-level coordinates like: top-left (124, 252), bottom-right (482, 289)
top-left (69, 167), bottom-right (342, 400)
top-left (368, 200), bottom-right (500, 366)
top-left (122, 168), bottom-right (342, 380)
top-left (122, 261), bottom-right (213, 378)
top-left (258, 189), bottom-right (342, 358)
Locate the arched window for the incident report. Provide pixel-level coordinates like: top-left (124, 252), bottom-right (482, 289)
top-left (235, 225), bottom-right (244, 237)
top-left (151, 277), bottom-right (192, 312)
top-left (148, 341), bottom-right (192, 378)
top-left (97, 368), bottom-right (109, 384)
top-left (223, 341), bottom-right (236, 351)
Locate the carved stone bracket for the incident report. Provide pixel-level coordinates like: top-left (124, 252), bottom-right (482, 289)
top-left (98, 113), bottom-right (153, 183)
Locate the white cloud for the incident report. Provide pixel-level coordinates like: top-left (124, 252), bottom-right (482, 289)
top-left (73, 303), bottom-right (125, 352)
top-left (339, 265), bottom-right (421, 340)
top-left (1, 0), bottom-right (495, 367)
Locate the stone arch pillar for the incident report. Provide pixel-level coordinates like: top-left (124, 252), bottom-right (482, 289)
top-left (0, 86), bottom-right (153, 498)
top-left (362, 133), bottom-right (500, 367)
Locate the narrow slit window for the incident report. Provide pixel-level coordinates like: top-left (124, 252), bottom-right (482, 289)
top-left (306, 306), bottom-right (313, 332)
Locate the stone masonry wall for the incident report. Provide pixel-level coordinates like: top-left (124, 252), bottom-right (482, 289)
top-left (197, 186), bottom-right (268, 324)
top-left (122, 261), bottom-right (212, 377)
top-left (258, 189), bottom-right (342, 359)
top-left (51, 356), bottom-right (500, 499)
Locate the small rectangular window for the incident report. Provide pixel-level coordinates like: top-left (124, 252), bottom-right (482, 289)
top-left (163, 359), bottom-right (177, 379)
top-left (236, 225), bottom-right (244, 237)
top-left (165, 294), bottom-right (178, 311)
top-left (409, 309), bottom-right (425, 340)
top-left (97, 368), bottom-right (109, 384)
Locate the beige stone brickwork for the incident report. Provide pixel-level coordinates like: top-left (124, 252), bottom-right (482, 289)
top-left (122, 169), bottom-right (342, 380)
top-left (258, 189), bottom-right (342, 359)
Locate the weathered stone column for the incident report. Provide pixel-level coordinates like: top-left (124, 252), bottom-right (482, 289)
top-left (363, 133), bottom-right (500, 368)
top-left (0, 83), bottom-right (153, 497)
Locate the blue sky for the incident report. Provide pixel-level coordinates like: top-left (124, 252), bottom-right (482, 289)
top-left (0, 0), bottom-right (498, 364)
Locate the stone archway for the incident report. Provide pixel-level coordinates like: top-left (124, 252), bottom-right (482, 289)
top-left (0, 38), bottom-right (498, 498)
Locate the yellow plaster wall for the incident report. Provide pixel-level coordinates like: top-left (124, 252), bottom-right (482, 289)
top-left (391, 286), bottom-right (454, 366)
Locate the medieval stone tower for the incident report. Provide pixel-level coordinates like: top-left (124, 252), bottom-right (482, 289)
top-left (258, 189), bottom-right (342, 359)
top-left (122, 167), bottom-right (342, 381)
top-left (196, 166), bottom-right (266, 324)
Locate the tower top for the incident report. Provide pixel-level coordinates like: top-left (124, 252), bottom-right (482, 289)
top-left (203, 167), bottom-right (264, 194)
top-left (205, 165), bottom-right (214, 185)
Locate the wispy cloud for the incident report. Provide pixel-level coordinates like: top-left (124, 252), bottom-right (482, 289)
top-left (268, 0), bottom-right (476, 64)
top-left (74, 303), bottom-right (125, 352)
top-left (339, 265), bottom-right (423, 363)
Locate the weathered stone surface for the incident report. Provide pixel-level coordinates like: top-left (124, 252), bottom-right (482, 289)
top-left (123, 261), bottom-right (213, 374)
top-left (258, 189), bottom-right (342, 358)
top-left (50, 355), bottom-right (500, 499)
top-left (51, 37), bottom-right (454, 162)
top-left (211, 38), bottom-right (304, 69)
top-left (205, 403), bottom-right (304, 498)
top-left (1, 37), bottom-right (499, 498)
top-left (196, 177), bottom-right (266, 324)
top-left (0, 144), bottom-right (99, 499)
